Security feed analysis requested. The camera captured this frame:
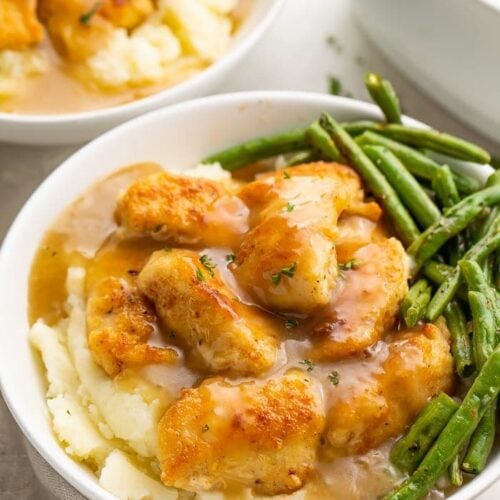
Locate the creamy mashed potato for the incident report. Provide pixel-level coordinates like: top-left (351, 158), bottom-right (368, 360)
top-left (0, 49), bottom-right (46, 99)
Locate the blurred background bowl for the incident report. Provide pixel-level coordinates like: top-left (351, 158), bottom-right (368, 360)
top-left (0, 0), bottom-right (284, 146)
top-left (352, 0), bottom-right (500, 145)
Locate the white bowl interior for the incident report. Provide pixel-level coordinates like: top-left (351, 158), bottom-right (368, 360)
top-left (0, 92), bottom-right (496, 499)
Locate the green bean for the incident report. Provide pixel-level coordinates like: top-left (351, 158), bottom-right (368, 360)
top-left (384, 344), bottom-right (500, 500)
top-left (341, 120), bottom-right (379, 137)
top-left (422, 261), bottom-right (454, 284)
top-left (462, 399), bottom-right (497, 474)
top-left (305, 121), bottom-right (342, 161)
top-left (432, 165), bottom-right (460, 209)
top-left (444, 301), bottom-right (474, 379)
top-left (474, 171), bottom-right (500, 241)
top-left (448, 453), bottom-right (463, 487)
top-left (408, 185), bottom-right (500, 273)
top-left (356, 124), bottom-right (491, 164)
top-left (426, 223), bottom-right (500, 322)
top-left (389, 393), bottom-right (458, 474)
top-left (469, 291), bottom-right (495, 370)
top-left (364, 73), bottom-right (402, 124)
top-left (319, 113), bottom-right (420, 246)
top-left (356, 132), bottom-right (482, 194)
top-left (460, 260), bottom-right (500, 331)
top-left (201, 128), bottom-right (308, 171)
top-left (363, 145), bottom-right (441, 228)
top-left (400, 279), bottom-right (432, 328)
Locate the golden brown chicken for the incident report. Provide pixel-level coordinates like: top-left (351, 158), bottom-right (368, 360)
top-left (116, 171), bottom-right (248, 248)
top-left (99, 0), bottom-right (154, 29)
top-left (87, 277), bottom-right (178, 377)
top-left (311, 238), bottom-right (408, 361)
top-left (138, 249), bottom-right (280, 375)
top-left (233, 163), bottom-right (368, 313)
top-left (323, 323), bottom-right (454, 458)
top-left (38, 0), bottom-right (113, 61)
top-left (157, 370), bottom-right (325, 495)
top-left (0, 0), bottom-right (44, 50)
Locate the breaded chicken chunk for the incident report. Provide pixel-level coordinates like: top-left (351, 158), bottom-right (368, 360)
top-left (311, 238), bottom-right (409, 361)
top-left (87, 277), bottom-right (178, 377)
top-left (38, 0), bottom-right (113, 61)
top-left (116, 171), bottom-right (248, 247)
top-left (138, 249), bottom-right (279, 375)
top-left (100, 0), bottom-right (154, 29)
top-left (158, 370), bottom-right (325, 495)
top-left (0, 0), bottom-right (44, 50)
top-left (234, 163), bottom-right (366, 313)
top-left (324, 323), bottom-right (453, 458)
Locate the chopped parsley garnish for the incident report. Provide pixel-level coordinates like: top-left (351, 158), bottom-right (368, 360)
top-left (283, 171), bottom-right (291, 179)
top-left (200, 255), bottom-right (216, 276)
top-left (299, 359), bottom-right (315, 372)
top-left (66, 410), bottom-right (71, 416)
top-left (285, 318), bottom-right (298, 329)
top-left (226, 253), bottom-right (236, 264)
top-left (281, 262), bottom-right (297, 277)
top-left (328, 75), bottom-right (342, 96)
top-left (326, 34), bottom-right (343, 53)
top-left (195, 268), bottom-right (205, 282)
top-left (328, 371), bottom-right (340, 386)
top-left (338, 259), bottom-right (359, 271)
top-left (271, 262), bottom-right (297, 285)
top-left (164, 247), bottom-right (172, 252)
top-left (202, 424), bottom-right (210, 432)
top-left (285, 202), bottom-right (295, 212)
top-left (80, 2), bottom-right (101, 25)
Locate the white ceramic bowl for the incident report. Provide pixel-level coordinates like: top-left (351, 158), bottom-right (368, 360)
top-left (0, 0), bottom-right (284, 146)
top-left (352, 0), bottom-right (500, 145)
top-left (0, 92), bottom-right (496, 500)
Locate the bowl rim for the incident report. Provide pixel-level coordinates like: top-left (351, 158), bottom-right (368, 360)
top-left (0, 0), bottom-right (285, 125)
top-left (0, 90), bottom-right (497, 500)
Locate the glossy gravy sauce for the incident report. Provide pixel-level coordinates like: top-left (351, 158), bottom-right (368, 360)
top-left (1, 1), bottom-right (250, 115)
top-left (28, 164), bottom-right (448, 499)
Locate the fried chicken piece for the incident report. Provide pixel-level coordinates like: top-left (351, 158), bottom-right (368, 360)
top-left (100, 0), bottom-right (154, 29)
top-left (234, 163), bottom-right (366, 313)
top-left (324, 323), bottom-right (454, 458)
top-left (0, 0), bottom-right (44, 50)
top-left (87, 277), bottom-right (178, 377)
top-left (116, 171), bottom-right (248, 247)
top-left (138, 249), bottom-right (279, 375)
top-left (38, 0), bottom-right (113, 61)
top-left (158, 370), bottom-right (325, 495)
top-left (311, 238), bottom-right (409, 361)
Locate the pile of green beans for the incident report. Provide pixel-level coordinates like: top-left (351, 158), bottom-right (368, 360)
top-left (201, 72), bottom-right (499, 500)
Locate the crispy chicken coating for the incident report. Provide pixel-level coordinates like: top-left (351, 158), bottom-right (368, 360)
top-left (138, 249), bottom-right (279, 375)
top-left (0, 0), bottom-right (44, 50)
top-left (100, 0), bottom-right (154, 29)
top-left (311, 238), bottom-right (409, 361)
top-left (87, 277), bottom-right (178, 377)
top-left (38, 0), bottom-right (113, 61)
top-left (116, 171), bottom-right (248, 247)
top-left (324, 323), bottom-right (454, 458)
top-left (157, 370), bottom-right (325, 495)
top-left (234, 163), bottom-right (366, 313)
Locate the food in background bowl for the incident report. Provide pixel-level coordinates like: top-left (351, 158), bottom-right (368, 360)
top-left (0, 0), bottom-right (246, 114)
top-left (26, 76), bottom-right (500, 499)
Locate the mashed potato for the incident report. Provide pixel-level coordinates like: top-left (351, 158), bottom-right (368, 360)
top-left (0, 48), bottom-right (46, 99)
top-left (86, 0), bottom-right (235, 89)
